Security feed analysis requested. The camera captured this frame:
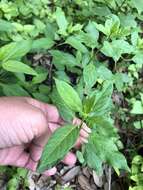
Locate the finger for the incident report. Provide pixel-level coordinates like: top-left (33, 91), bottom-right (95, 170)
top-left (42, 167), bottom-right (57, 176)
top-left (80, 129), bottom-right (90, 139)
top-left (72, 117), bottom-right (82, 126)
top-left (0, 146), bottom-right (30, 168)
top-left (24, 97), bottom-right (60, 123)
top-left (81, 123), bottom-right (92, 134)
top-left (62, 152), bottom-right (77, 166)
top-left (75, 137), bottom-right (88, 149)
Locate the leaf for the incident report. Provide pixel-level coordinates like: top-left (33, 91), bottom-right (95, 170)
top-left (114, 73), bottom-right (124, 91)
top-left (84, 142), bottom-right (103, 174)
top-left (131, 0), bottom-right (143, 14)
top-left (97, 66), bottom-right (113, 81)
top-left (101, 40), bottom-right (133, 62)
top-left (85, 21), bottom-right (99, 42)
top-left (32, 72), bottom-right (48, 84)
top-left (32, 38), bottom-right (54, 51)
top-left (51, 89), bottom-right (75, 122)
top-left (89, 81), bottom-right (113, 116)
top-left (50, 50), bottom-right (78, 69)
top-left (92, 116), bottom-right (118, 137)
top-left (66, 36), bottom-right (88, 53)
top-left (1, 84), bottom-right (30, 96)
top-left (94, 15), bottom-right (121, 38)
top-left (83, 63), bottom-right (97, 90)
top-left (38, 124), bottom-right (79, 172)
top-left (131, 101), bottom-right (143, 114)
top-left (85, 132), bottom-right (129, 172)
top-left (0, 40), bottom-right (32, 61)
top-left (55, 79), bottom-right (82, 113)
top-left (2, 60), bottom-right (37, 76)
top-left (55, 7), bottom-right (68, 35)
top-left (32, 92), bottom-right (49, 103)
top-left (0, 19), bottom-right (15, 32)
top-left (132, 53), bottom-right (143, 67)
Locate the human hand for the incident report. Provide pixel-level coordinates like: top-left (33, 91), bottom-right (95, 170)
top-left (0, 97), bottom-right (91, 175)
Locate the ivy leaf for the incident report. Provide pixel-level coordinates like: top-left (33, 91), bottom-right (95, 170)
top-left (101, 40), bottom-right (133, 62)
top-left (2, 60), bottom-right (37, 76)
top-left (55, 79), bottom-right (82, 113)
top-left (83, 63), bottom-right (97, 90)
top-left (50, 50), bottom-right (78, 69)
top-left (38, 124), bottom-right (79, 172)
top-left (55, 7), bottom-right (68, 35)
top-left (66, 36), bottom-right (88, 53)
top-left (0, 40), bottom-right (32, 61)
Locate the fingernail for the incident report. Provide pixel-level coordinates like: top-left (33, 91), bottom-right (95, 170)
top-left (81, 137), bottom-right (88, 144)
top-left (82, 125), bottom-right (92, 133)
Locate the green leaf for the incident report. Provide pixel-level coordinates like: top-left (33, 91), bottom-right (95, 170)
top-left (131, 101), bottom-right (143, 114)
top-left (86, 132), bottom-right (129, 172)
top-left (51, 89), bottom-right (75, 122)
top-left (89, 81), bottom-right (113, 116)
top-left (131, 0), bottom-right (143, 14)
top-left (32, 38), bottom-right (54, 51)
top-left (1, 84), bottom-right (30, 96)
top-left (0, 19), bottom-right (15, 32)
top-left (85, 21), bottom-right (99, 42)
top-left (32, 92), bottom-right (49, 103)
top-left (55, 79), bottom-right (82, 113)
top-left (132, 53), bottom-right (143, 67)
top-left (0, 40), bottom-right (32, 61)
top-left (114, 73), bottom-right (125, 91)
top-left (2, 60), bottom-right (37, 76)
top-left (38, 124), bottom-right (79, 172)
top-left (84, 142), bottom-right (103, 174)
top-left (92, 116), bottom-right (118, 137)
top-left (83, 63), bottom-right (97, 90)
top-left (101, 40), bottom-right (133, 62)
top-left (97, 66), bottom-right (113, 81)
top-left (76, 151), bottom-right (85, 164)
top-left (66, 36), bottom-right (88, 53)
top-left (50, 50), bottom-right (78, 69)
top-left (32, 72), bottom-right (47, 84)
top-left (55, 7), bottom-right (68, 35)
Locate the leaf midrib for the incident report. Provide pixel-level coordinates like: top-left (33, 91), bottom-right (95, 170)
top-left (42, 125), bottom-right (77, 163)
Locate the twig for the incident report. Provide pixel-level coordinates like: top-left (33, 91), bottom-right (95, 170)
top-left (108, 167), bottom-right (112, 190)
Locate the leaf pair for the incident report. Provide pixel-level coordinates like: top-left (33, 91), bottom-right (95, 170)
top-left (38, 79), bottom-right (82, 172)
top-left (0, 40), bottom-right (37, 76)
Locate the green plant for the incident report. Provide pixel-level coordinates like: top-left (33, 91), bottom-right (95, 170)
top-left (38, 79), bottom-right (129, 174)
top-left (0, 166), bottom-right (28, 190)
top-left (129, 155), bottom-right (143, 190)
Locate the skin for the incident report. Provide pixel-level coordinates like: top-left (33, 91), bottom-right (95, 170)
top-left (0, 97), bottom-right (91, 176)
